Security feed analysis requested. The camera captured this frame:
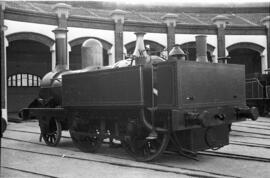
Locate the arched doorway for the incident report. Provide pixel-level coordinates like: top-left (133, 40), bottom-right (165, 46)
top-left (6, 39), bottom-right (52, 114)
top-left (125, 40), bottom-right (165, 57)
top-left (69, 37), bottom-right (112, 70)
top-left (227, 42), bottom-right (264, 75)
top-left (180, 42), bottom-right (215, 62)
top-left (228, 49), bottom-right (261, 75)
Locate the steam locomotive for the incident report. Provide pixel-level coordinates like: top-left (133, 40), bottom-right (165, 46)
top-left (246, 72), bottom-right (270, 116)
top-left (20, 33), bottom-right (258, 161)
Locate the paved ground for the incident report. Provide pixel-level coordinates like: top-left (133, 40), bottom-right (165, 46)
top-left (1, 117), bottom-right (270, 178)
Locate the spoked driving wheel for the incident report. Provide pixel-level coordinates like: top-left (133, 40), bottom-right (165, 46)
top-left (69, 115), bottom-right (102, 153)
top-left (123, 118), bottom-right (169, 162)
top-left (41, 118), bottom-right (62, 146)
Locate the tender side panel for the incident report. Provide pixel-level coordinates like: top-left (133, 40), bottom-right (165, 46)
top-left (156, 61), bottom-right (246, 108)
top-left (62, 66), bottom-right (146, 107)
top-left (179, 62), bottom-right (246, 108)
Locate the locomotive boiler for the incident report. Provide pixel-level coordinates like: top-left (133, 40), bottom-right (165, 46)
top-left (20, 33), bottom-right (258, 162)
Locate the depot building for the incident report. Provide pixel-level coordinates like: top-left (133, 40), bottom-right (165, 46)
top-left (1, 1), bottom-right (270, 117)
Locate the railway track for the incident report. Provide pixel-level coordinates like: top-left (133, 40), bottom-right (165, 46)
top-left (2, 132), bottom-right (270, 163)
top-left (230, 140), bottom-right (270, 149)
top-left (1, 145), bottom-right (237, 178)
top-left (1, 166), bottom-right (58, 178)
top-left (233, 124), bottom-right (270, 131)
top-left (234, 122), bottom-right (270, 128)
top-left (199, 151), bottom-right (270, 163)
top-left (232, 130), bottom-right (270, 137)
top-left (6, 128), bottom-right (270, 149)
top-left (254, 120), bottom-right (270, 124)
top-left (2, 125), bottom-right (269, 178)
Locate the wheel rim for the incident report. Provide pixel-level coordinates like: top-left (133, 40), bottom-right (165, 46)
top-left (123, 117), bottom-right (169, 162)
top-left (42, 118), bottom-right (62, 146)
top-left (123, 132), bottom-right (169, 162)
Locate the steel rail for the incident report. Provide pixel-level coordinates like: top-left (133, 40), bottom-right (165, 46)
top-left (233, 123), bottom-right (270, 129)
top-left (232, 130), bottom-right (270, 137)
top-left (8, 128), bottom-right (270, 150)
top-left (6, 128), bottom-right (70, 138)
top-left (230, 141), bottom-right (270, 149)
top-left (232, 125), bottom-right (270, 131)
top-left (2, 136), bottom-right (240, 178)
top-left (200, 151), bottom-right (270, 162)
top-left (230, 133), bottom-right (270, 140)
top-left (253, 120), bottom-right (270, 124)
top-left (1, 146), bottom-right (234, 178)
top-left (1, 166), bottom-right (58, 178)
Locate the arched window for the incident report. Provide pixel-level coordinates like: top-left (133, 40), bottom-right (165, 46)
top-left (8, 74), bottom-right (41, 87)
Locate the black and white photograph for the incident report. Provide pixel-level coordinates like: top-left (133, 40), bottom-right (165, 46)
top-left (1, 0), bottom-right (270, 177)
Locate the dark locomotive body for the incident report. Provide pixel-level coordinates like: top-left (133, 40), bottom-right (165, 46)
top-left (246, 73), bottom-right (270, 116)
top-left (19, 35), bottom-right (258, 161)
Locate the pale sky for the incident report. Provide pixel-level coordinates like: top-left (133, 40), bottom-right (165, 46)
top-left (11, 0), bottom-right (269, 5)
top-left (79, 0), bottom-right (269, 5)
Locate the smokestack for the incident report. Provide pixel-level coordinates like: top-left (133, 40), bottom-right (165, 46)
top-left (133, 32), bottom-right (148, 65)
top-left (81, 39), bottom-right (103, 68)
top-left (53, 28), bottom-right (69, 70)
top-left (196, 35), bottom-right (208, 63)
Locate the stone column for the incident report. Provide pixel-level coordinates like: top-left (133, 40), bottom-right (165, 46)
top-left (261, 16), bottom-right (270, 69)
top-left (162, 13), bottom-right (177, 56)
top-left (1, 2), bottom-right (8, 120)
top-left (50, 45), bottom-right (56, 71)
top-left (212, 15), bottom-right (230, 59)
top-left (211, 54), bottom-right (217, 63)
top-left (52, 3), bottom-right (71, 70)
top-left (261, 55), bottom-right (267, 73)
top-left (108, 48), bottom-right (113, 65)
top-left (111, 9), bottom-right (126, 62)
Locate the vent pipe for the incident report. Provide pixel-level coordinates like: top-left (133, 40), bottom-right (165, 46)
top-left (196, 35), bottom-right (208, 63)
top-left (133, 32), bottom-right (149, 65)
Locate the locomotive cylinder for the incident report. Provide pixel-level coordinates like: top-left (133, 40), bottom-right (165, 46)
top-left (81, 39), bottom-right (103, 68)
top-left (195, 35), bottom-right (208, 63)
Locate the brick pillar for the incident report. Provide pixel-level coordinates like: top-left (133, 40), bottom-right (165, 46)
top-left (261, 16), bottom-right (270, 69)
top-left (162, 13), bottom-right (177, 56)
top-left (212, 15), bottom-right (230, 60)
top-left (111, 9), bottom-right (126, 62)
top-left (52, 3), bottom-right (71, 70)
top-left (1, 2), bottom-right (8, 120)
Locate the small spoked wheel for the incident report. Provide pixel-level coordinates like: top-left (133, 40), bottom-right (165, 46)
top-left (123, 119), bottom-right (169, 162)
top-left (42, 118), bottom-right (62, 146)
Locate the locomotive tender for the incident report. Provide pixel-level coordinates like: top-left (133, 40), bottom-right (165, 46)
top-left (20, 33), bottom-right (258, 161)
top-left (246, 72), bottom-right (270, 116)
